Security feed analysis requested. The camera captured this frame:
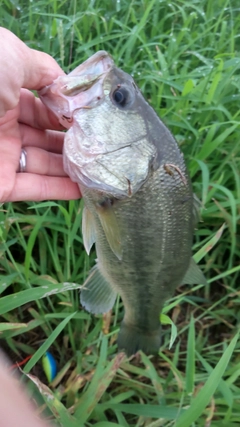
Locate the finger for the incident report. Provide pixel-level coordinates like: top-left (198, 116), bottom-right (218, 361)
top-left (0, 28), bottom-right (65, 117)
top-left (20, 147), bottom-right (66, 176)
top-left (6, 174), bottom-right (81, 202)
top-left (19, 89), bottom-right (64, 130)
top-left (0, 28), bottom-right (65, 89)
top-left (0, 135), bottom-right (21, 202)
top-left (20, 123), bottom-right (65, 153)
top-left (24, 45), bottom-right (65, 90)
top-left (0, 353), bottom-right (50, 427)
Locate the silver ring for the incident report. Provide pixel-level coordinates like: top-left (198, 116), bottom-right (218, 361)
top-left (18, 149), bottom-right (27, 173)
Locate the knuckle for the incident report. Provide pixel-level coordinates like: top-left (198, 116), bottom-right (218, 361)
top-left (2, 91), bottom-right (19, 113)
top-left (0, 180), bottom-right (15, 202)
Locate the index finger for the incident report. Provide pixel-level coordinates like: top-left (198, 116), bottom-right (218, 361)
top-left (6, 173), bottom-right (81, 202)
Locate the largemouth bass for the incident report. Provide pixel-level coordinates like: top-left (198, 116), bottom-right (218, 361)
top-left (39, 51), bottom-right (206, 356)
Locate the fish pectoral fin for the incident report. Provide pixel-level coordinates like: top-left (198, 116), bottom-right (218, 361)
top-left (181, 257), bottom-right (207, 285)
top-left (81, 264), bottom-right (117, 314)
top-left (82, 206), bottom-right (96, 254)
top-left (96, 199), bottom-right (123, 260)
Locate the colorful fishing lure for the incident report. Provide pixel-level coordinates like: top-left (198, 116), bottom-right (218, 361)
top-left (42, 351), bottom-right (57, 383)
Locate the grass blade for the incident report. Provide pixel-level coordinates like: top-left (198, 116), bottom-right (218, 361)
top-left (25, 373), bottom-right (80, 427)
top-left (98, 403), bottom-right (184, 419)
top-left (186, 316), bottom-right (195, 395)
top-left (175, 333), bottom-right (239, 427)
top-left (0, 282), bottom-right (81, 315)
top-left (23, 311), bottom-right (77, 373)
top-left (74, 337), bottom-right (125, 422)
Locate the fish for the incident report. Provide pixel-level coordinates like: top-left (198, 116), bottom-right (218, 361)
top-left (39, 51), bottom-right (207, 356)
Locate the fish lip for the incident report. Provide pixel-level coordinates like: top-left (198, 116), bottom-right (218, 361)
top-left (69, 50), bottom-right (113, 77)
top-left (61, 51), bottom-right (114, 95)
top-left (38, 51), bottom-right (114, 126)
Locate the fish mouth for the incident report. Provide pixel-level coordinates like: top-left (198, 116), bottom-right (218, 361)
top-left (38, 51), bottom-right (114, 127)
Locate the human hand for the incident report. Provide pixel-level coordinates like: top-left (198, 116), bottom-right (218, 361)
top-left (0, 353), bottom-right (50, 427)
top-left (0, 27), bottom-right (81, 202)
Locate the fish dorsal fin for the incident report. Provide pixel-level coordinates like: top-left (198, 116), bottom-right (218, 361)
top-left (82, 206), bottom-right (96, 255)
top-left (80, 264), bottom-right (117, 314)
top-left (181, 258), bottom-right (207, 285)
top-left (96, 198), bottom-right (123, 260)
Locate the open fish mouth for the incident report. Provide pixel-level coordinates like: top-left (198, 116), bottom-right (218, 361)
top-left (38, 51), bottom-right (114, 127)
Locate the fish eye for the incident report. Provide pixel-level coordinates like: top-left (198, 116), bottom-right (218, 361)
top-left (112, 87), bottom-right (128, 107)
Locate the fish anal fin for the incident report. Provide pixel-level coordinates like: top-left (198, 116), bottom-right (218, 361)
top-left (81, 265), bottom-right (117, 314)
top-left (82, 206), bottom-right (96, 255)
top-left (96, 198), bottom-right (123, 260)
top-left (181, 257), bottom-right (207, 285)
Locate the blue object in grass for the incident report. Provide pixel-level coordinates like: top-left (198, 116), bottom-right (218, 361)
top-left (42, 351), bottom-right (57, 383)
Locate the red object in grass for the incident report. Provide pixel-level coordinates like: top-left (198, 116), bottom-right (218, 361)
top-left (9, 355), bottom-right (32, 370)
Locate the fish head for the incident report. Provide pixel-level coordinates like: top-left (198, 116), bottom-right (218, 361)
top-left (39, 51), bottom-right (160, 197)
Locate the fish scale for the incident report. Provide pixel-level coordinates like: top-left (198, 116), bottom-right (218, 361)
top-left (39, 51), bottom-right (207, 356)
top-left (95, 171), bottom-right (191, 326)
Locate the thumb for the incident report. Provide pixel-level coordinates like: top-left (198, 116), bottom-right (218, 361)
top-left (0, 27), bottom-right (64, 115)
top-left (23, 47), bottom-right (65, 90)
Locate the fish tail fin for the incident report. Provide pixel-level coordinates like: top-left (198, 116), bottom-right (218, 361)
top-left (117, 321), bottom-right (161, 356)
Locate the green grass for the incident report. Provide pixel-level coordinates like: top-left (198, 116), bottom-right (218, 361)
top-left (1, 0), bottom-right (240, 425)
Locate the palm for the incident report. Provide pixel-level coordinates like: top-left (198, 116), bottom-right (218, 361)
top-left (0, 90), bottom-right (80, 202)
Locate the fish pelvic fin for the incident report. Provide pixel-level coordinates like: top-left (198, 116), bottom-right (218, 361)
top-left (82, 206), bottom-right (96, 255)
top-left (80, 264), bottom-right (117, 314)
top-left (95, 198), bottom-right (123, 260)
top-left (181, 257), bottom-right (207, 285)
top-left (118, 321), bottom-right (161, 356)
